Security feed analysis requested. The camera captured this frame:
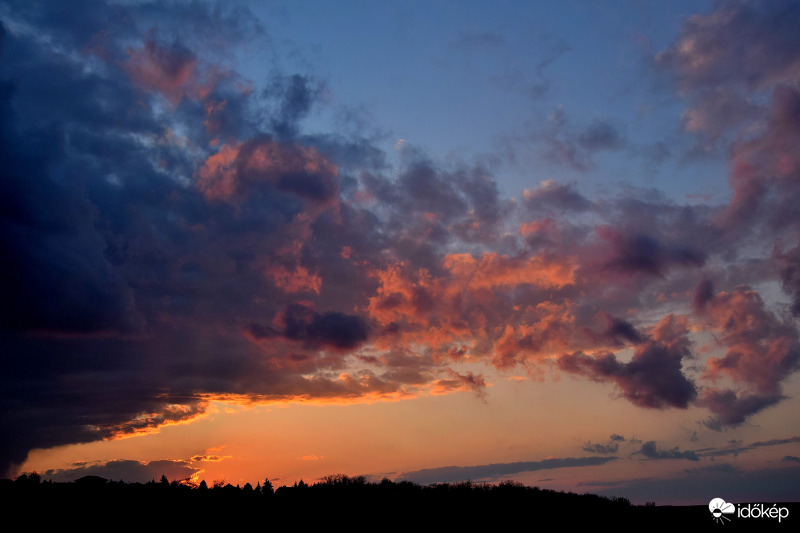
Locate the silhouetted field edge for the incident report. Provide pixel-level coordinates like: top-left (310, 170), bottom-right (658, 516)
top-left (3, 472), bottom-right (795, 528)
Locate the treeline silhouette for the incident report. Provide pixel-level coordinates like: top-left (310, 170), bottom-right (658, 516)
top-left (3, 472), bottom-right (708, 527)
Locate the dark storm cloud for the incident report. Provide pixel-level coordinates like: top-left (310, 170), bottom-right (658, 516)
top-left (397, 456), bottom-right (617, 485)
top-left (282, 303), bottom-right (370, 350)
top-left (0, 0), bottom-right (393, 475)
top-left (0, 333), bottom-right (212, 475)
top-left (0, 46), bottom-right (145, 334)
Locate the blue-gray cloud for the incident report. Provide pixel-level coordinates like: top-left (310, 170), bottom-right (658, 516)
top-left (397, 456), bottom-right (617, 485)
top-left (43, 459), bottom-right (199, 484)
top-left (636, 441), bottom-right (699, 461)
top-left (700, 436), bottom-right (800, 458)
top-left (583, 442), bottom-right (619, 455)
top-left (582, 464), bottom-right (800, 505)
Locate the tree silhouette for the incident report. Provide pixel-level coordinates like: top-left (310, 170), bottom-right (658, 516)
top-left (262, 476), bottom-right (274, 495)
top-left (0, 470), bottom-right (697, 529)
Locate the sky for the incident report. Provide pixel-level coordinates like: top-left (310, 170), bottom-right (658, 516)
top-left (2, 0), bottom-right (800, 506)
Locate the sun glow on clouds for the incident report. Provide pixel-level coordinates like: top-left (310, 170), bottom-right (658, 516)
top-left (4, 0), bottom-right (800, 504)
top-left (196, 140), bottom-right (338, 203)
top-left (98, 402), bottom-right (216, 441)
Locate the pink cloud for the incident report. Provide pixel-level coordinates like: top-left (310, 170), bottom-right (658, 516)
top-left (125, 33), bottom-right (214, 106)
top-left (196, 138), bottom-right (338, 204)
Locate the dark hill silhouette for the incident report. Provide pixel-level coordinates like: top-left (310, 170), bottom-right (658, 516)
top-left (2, 472), bottom-right (793, 529)
top-left (74, 475), bottom-right (108, 486)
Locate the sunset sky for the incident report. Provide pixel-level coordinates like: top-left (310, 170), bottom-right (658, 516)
top-left (2, 0), bottom-right (800, 505)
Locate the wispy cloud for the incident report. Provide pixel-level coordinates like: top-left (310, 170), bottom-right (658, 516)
top-left (699, 436), bottom-right (800, 458)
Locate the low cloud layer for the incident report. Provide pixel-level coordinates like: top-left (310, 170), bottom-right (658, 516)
top-left (43, 459), bottom-right (200, 484)
top-left (397, 456), bottom-right (617, 485)
top-left (699, 435), bottom-right (800, 458)
top-left (584, 464), bottom-right (800, 505)
top-left (2, 1), bottom-right (800, 476)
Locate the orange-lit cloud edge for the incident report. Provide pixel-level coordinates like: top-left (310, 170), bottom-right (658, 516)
top-left (5, 2), bottom-right (800, 502)
top-left (103, 375), bottom-right (492, 443)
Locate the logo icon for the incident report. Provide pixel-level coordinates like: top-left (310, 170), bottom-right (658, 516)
top-left (709, 498), bottom-right (736, 524)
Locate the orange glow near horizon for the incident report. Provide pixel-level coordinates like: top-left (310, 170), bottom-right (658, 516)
top-left (17, 370), bottom-right (800, 501)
